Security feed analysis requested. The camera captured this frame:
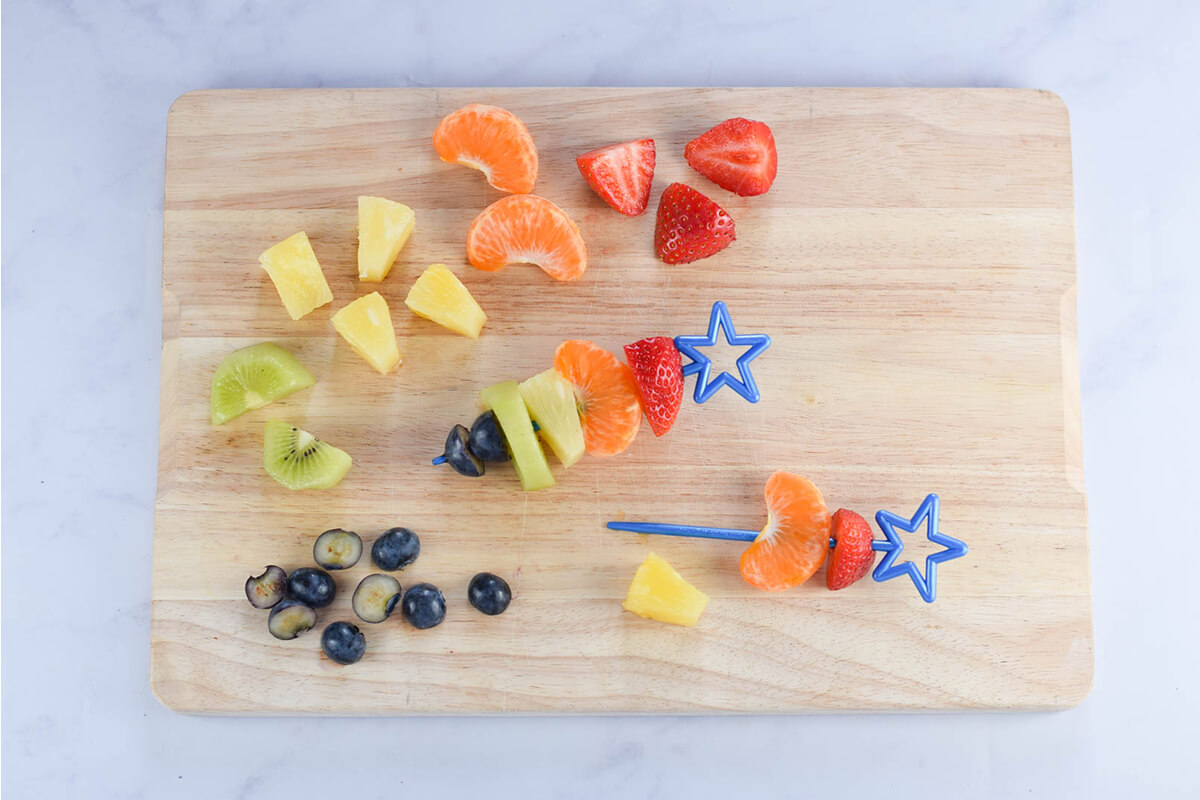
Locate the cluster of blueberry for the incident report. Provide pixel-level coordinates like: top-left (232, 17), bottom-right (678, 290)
top-left (244, 527), bottom-right (512, 665)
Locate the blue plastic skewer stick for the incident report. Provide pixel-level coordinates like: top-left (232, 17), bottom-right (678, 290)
top-left (608, 522), bottom-right (843, 550)
top-left (605, 521), bottom-right (759, 542)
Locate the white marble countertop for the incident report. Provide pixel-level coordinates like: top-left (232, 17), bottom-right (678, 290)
top-left (3, 0), bottom-right (1198, 796)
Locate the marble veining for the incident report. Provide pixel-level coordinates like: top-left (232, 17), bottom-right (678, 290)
top-left (3, 0), bottom-right (1198, 796)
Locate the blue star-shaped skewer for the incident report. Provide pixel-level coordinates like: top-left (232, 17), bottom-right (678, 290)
top-left (871, 493), bottom-right (968, 603)
top-left (674, 301), bottom-right (772, 404)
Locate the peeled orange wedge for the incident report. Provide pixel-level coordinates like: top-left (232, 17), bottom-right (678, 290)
top-left (433, 104), bottom-right (538, 194)
top-left (739, 471), bottom-right (832, 591)
top-left (553, 340), bottom-right (641, 457)
top-left (466, 195), bottom-right (587, 282)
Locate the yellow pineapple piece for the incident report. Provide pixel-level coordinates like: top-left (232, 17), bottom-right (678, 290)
top-left (357, 196), bottom-right (415, 282)
top-left (479, 381), bottom-right (555, 491)
top-left (331, 292), bottom-right (402, 374)
top-left (259, 232), bottom-right (333, 320)
top-left (404, 263), bottom-right (487, 338)
top-left (622, 553), bottom-right (709, 627)
top-left (518, 369), bottom-right (585, 467)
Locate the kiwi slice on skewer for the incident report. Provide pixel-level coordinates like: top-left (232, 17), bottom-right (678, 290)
top-left (210, 343), bottom-right (315, 425)
top-left (262, 419), bottom-right (352, 490)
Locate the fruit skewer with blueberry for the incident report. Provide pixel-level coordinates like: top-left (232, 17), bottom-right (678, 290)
top-left (430, 335), bottom-right (684, 491)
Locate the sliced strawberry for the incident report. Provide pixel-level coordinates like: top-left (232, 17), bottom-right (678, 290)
top-left (653, 183), bottom-right (735, 264)
top-left (826, 509), bottom-right (876, 591)
top-left (576, 139), bottom-right (656, 216)
top-left (684, 118), bottom-right (777, 197)
top-left (623, 337), bottom-right (683, 436)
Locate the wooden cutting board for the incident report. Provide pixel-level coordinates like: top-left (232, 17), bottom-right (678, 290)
top-left (153, 88), bottom-right (1090, 714)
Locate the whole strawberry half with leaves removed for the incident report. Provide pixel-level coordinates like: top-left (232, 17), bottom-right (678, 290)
top-left (576, 138), bottom-right (656, 216)
top-left (623, 336), bottom-right (683, 436)
top-left (653, 183), bottom-right (735, 264)
top-left (685, 117), bottom-right (777, 196)
top-left (826, 509), bottom-right (877, 591)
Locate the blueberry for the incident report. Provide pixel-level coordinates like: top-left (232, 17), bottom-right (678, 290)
top-left (285, 567), bottom-right (336, 608)
top-left (468, 411), bottom-right (510, 462)
top-left (442, 424), bottom-right (484, 477)
top-left (371, 527), bottom-right (420, 571)
top-left (352, 573), bottom-right (402, 623)
top-left (468, 572), bottom-right (512, 616)
top-left (320, 621), bottom-right (366, 665)
top-left (313, 528), bottom-right (362, 570)
top-left (268, 600), bottom-right (317, 640)
top-left (245, 565), bottom-right (287, 609)
top-left (401, 583), bottom-right (446, 629)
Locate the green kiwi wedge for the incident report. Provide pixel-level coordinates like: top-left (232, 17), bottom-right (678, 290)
top-left (262, 419), bottom-right (352, 490)
top-left (210, 343), bottom-right (315, 425)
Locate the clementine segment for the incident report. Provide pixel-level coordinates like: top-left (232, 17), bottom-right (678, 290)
top-left (739, 471), bottom-right (832, 591)
top-left (466, 195), bottom-right (588, 282)
top-left (553, 340), bottom-right (641, 457)
top-left (433, 104), bottom-right (538, 194)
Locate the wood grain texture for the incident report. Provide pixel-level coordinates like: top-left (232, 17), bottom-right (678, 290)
top-left (153, 88), bottom-right (1091, 714)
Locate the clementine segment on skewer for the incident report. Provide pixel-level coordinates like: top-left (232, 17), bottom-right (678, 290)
top-left (433, 104), bottom-right (538, 194)
top-left (739, 471), bottom-right (832, 591)
top-left (553, 340), bottom-right (641, 457)
top-left (466, 195), bottom-right (588, 282)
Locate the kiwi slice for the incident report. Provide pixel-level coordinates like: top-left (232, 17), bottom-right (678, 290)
top-left (262, 419), bottom-right (352, 490)
top-left (211, 343), bottom-right (315, 425)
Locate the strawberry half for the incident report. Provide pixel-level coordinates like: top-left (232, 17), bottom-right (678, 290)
top-left (623, 337), bottom-right (683, 437)
top-left (576, 138), bottom-right (656, 216)
top-left (826, 509), bottom-right (876, 591)
top-left (653, 183), bottom-right (735, 264)
top-left (684, 117), bottom-right (778, 197)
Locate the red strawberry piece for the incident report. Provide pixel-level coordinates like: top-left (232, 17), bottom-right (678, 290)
top-left (826, 509), bottom-right (876, 591)
top-left (576, 138), bottom-right (656, 216)
top-left (623, 336), bottom-right (683, 437)
top-left (684, 117), bottom-right (778, 197)
top-left (653, 183), bottom-right (735, 264)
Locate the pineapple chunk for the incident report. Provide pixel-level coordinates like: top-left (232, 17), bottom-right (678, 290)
top-left (357, 196), bottom-right (415, 282)
top-left (259, 232), bottom-right (333, 320)
top-left (479, 381), bottom-right (555, 491)
top-left (622, 553), bottom-right (709, 627)
top-left (518, 370), bottom-right (585, 467)
top-left (404, 263), bottom-right (487, 338)
top-left (331, 292), bottom-right (402, 374)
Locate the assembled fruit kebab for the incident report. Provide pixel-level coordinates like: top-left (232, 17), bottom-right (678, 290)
top-left (216, 100), bottom-right (967, 661)
top-left (431, 300), bottom-right (770, 485)
top-left (430, 336), bottom-right (678, 486)
top-left (609, 479), bottom-right (970, 621)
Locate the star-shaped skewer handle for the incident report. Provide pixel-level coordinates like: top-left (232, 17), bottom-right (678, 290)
top-left (674, 301), bottom-right (772, 404)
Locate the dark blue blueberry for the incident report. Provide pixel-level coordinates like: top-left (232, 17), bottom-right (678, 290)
top-left (401, 583), bottom-right (446, 629)
top-left (468, 572), bottom-right (512, 616)
top-left (285, 567), bottom-right (336, 608)
top-left (267, 599), bottom-right (317, 640)
top-left (442, 424), bottom-right (484, 477)
top-left (246, 565), bottom-right (287, 609)
top-left (468, 411), bottom-right (510, 463)
top-left (371, 527), bottom-right (421, 571)
top-left (320, 621), bottom-right (366, 665)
